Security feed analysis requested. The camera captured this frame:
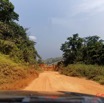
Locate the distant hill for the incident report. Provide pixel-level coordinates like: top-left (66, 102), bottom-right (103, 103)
top-left (44, 57), bottom-right (63, 64)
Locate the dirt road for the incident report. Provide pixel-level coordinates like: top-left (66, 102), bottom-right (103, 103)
top-left (24, 71), bottom-right (104, 95)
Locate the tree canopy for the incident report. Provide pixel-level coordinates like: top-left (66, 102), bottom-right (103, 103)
top-left (0, 0), bottom-right (40, 64)
top-left (0, 0), bottom-right (19, 22)
top-left (61, 34), bottom-right (104, 65)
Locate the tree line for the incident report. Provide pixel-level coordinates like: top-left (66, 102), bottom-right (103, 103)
top-left (44, 57), bottom-right (62, 64)
top-left (61, 34), bottom-right (104, 65)
top-left (0, 0), bottom-right (40, 64)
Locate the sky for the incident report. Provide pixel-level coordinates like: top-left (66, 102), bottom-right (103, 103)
top-left (10, 0), bottom-right (104, 59)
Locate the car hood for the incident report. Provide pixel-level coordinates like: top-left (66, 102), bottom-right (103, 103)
top-left (0, 91), bottom-right (103, 103)
top-left (0, 90), bottom-right (101, 97)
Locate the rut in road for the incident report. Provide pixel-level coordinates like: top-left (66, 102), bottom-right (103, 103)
top-left (24, 71), bottom-right (104, 95)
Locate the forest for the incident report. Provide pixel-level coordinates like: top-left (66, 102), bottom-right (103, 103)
top-left (61, 34), bottom-right (104, 65)
top-left (0, 0), bottom-right (40, 64)
top-left (60, 34), bottom-right (104, 84)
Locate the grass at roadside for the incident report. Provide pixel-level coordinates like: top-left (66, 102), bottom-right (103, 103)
top-left (0, 53), bottom-right (39, 89)
top-left (59, 64), bottom-right (104, 85)
top-left (0, 69), bottom-right (38, 90)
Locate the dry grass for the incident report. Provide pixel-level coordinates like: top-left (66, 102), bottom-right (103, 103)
top-left (0, 53), bottom-right (39, 90)
top-left (59, 64), bottom-right (104, 85)
top-left (0, 69), bottom-right (38, 90)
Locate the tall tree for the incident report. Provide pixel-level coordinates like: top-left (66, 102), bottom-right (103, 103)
top-left (82, 36), bottom-right (104, 64)
top-left (61, 34), bottom-right (104, 65)
top-left (61, 34), bottom-right (83, 65)
top-left (0, 0), bottom-right (19, 22)
top-left (0, 0), bottom-right (41, 64)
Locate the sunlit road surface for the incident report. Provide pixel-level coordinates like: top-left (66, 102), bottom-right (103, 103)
top-left (24, 71), bottom-right (104, 95)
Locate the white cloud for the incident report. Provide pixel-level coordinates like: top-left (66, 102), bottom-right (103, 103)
top-left (50, 0), bottom-right (104, 26)
top-left (73, 0), bottom-right (104, 16)
top-left (29, 35), bottom-right (37, 41)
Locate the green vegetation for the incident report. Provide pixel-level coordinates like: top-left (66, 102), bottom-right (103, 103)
top-left (60, 34), bottom-right (104, 85)
top-left (0, 0), bottom-right (40, 64)
top-left (0, 0), bottom-right (40, 86)
top-left (0, 0), bottom-right (19, 22)
top-left (59, 64), bottom-right (104, 84)
top-left (0, 53), bottom-right (28, 84)
top-left (0, 53), bottom-right (39, 90)
top-left (44, 57), bottom-right (62, 64)
top-left (61, 34), bottom-right (104, 65)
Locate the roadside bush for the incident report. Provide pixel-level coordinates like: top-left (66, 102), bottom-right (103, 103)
top-left (60, 64), bottom-right (104, 85)
top-left (0, 53), bottom-right (38, 85)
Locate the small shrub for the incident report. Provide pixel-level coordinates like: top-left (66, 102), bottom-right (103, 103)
top-left (59, 64), bottom-right (104, 85)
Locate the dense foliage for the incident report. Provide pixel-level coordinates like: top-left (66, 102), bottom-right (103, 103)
top-left (59, 64), bottom-right (104, 84)
top-left (61, 34), bottom-right (104, 65)
top-left (0, 0), bottom-right (19, 22)
top-left (0, 0), bottom-right (40, 64)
